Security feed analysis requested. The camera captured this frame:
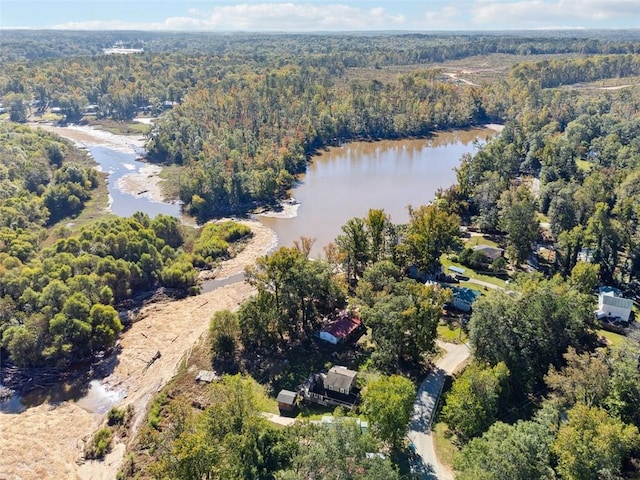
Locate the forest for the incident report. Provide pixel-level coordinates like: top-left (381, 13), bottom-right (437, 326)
top-left (1, 30), bottom-right (640, 479)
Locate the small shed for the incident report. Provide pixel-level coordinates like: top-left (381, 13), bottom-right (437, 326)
top-left (276, 389), bottom-right (298, 415)
top-left (196, 370), bottom-right (220, 383)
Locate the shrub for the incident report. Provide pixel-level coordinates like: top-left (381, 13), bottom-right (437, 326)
top-left (107, 407), bottom-right (126, 426)
top-left (85, 427), bottom-right (113, 459)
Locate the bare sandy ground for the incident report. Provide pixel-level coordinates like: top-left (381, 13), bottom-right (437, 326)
top-left (31, 123), bottom-right (145, 155)
top-left (0, 218), bottom-right (275, 480)
top-left (115, 164), bottom-right (169, 204)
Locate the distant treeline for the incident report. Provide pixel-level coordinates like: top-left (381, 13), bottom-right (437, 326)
top-left (2, 30), bottom-right (640, 63)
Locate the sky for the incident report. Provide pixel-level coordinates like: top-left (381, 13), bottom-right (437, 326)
top-left (1, 0), bottom-right (639, 31)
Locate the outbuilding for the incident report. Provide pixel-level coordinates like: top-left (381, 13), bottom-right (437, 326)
top-left (276, 389), bottom-right (299, 415)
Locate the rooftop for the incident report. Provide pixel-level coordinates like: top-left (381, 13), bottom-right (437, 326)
top-left (323, 313), bottom-right (361, 340)
top-left (276, 389), bottom-right (298, 405)
top-left (325, 366), bottom-right (358, 392)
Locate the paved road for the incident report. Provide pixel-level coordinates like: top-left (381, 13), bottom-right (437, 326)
top-left (407, 341), bottom-right (470, 480)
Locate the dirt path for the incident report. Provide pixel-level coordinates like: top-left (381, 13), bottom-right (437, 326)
top-left (0, 220), bottom-right (276, 480)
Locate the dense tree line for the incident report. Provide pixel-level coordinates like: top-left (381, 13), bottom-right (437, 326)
top-left (3, 33), bottom-right (640, 218)
top-left (0, 123), bottom-right (98, 249)
top-left (0, 120), bottom-right (254, 369)
top-left (235, 205), bottom-right (458, 373)
top-left (449, 336), bottom-right (640, 479)
top-left (133, 374), bottom-right (401, 480)
top-left (3, 29), bottom-right (640, 64)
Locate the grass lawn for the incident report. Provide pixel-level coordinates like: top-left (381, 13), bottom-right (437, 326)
top-left (463, 234), bottom-right (500, 249)
top-left (432, 422), bottom-right (459, 470)
top-left (40, 113), bottom-right (64, 122)
top-left (597, 329), bottom-right (628, 350)
top-left (441, 254), bottom-right (508, 289)
top-left (437, 321), bottom-right (467, 343)
top-left (86, 118), bottom-right (151, 136)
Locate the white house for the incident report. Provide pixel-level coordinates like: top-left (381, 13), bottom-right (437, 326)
top-left (595, 291), bottom-right (633, 323)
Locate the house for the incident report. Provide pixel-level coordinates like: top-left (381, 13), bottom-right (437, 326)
top-left (325, 365), bottom-right (358, 394)
top-left (472, 245), bottom-right (504, 262)
top-left (595, 288), bottom-right (633, 324)
top-left (319, 311), bottom-right (363, 345)
top-left (276, 389), bottom-right (298, 415)
top-left (425, 281), bottom-right (481, 312)
top-left (300, 365), bottom-right (360, 408)
top-left (448, 285), bottom-right (482, 312)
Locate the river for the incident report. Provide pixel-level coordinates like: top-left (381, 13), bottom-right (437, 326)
top-left (258, 127), bottom-right (494, 258)
top-left (0, 125), bottom-right (494, 413)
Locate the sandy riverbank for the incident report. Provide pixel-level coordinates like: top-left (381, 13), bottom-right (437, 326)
top-left (0, 219), bottom-right (275, 480)
top-left (31, 123), bottom-right (169, 205)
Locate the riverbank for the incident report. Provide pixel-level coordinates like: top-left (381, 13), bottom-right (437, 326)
top-left (30, 122), bottom-right (170, 207)
top-left (0, 219), bottom-right (275, 480)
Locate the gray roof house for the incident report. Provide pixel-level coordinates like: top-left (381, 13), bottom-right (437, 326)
top-left (472, 245), bottom-right (504, 262)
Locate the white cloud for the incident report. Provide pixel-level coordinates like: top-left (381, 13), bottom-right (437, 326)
top-left (471, 0), bottom-right (640, 28)
top-left (51, 3), bottom-right (406, 31)
top-left (42, 0), bottom-right (640, 32)
top-left (423, 6), bottom-right (461, 29)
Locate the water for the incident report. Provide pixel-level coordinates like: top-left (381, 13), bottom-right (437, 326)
top-left (0, 379), bottom-right (124, 414)
top-left (90, 145), bottom-right (182, 218)
top-left (258, 128), bottom-right (493, 258)
top-left (1, 127), bottom-right (493, 413)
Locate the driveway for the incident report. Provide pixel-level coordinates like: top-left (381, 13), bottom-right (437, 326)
top-left (407, 341), bottom-right (470, 479)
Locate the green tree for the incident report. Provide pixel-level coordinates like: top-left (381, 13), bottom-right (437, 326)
top-left (365, 208), bottom-right (392, 263)
top-left (498, 188), bottom-right (538, 266)
top-left (544, 347), bottom-right (610, 408)
top-left (402, 204), bottom-right (460, 273)
top-left (454, 420), bottom-right (554, 480)
top-left (568, 261), bottom-right (600, 294)
top-left (442, 362), bottom-right (509, 442)
top-left (360, 276), bottom-right (450, 371)
top-left (336, 217), bottom-right (370, 285)
top-left (89, 303), bottom-right (122, 352)
top-left (553, 404), bottom-right (640, 480)
top-left (585, 202), bottom-right (620, 284)
top-left (362, 374), bottom-right (416, 449)
top-left (469, 281), bottom-right (594, 393)
top-left (5, 93), bottom-right (29, 123)
top-left (606, 341), bottom-right (640, 427)
top-left (209, 309), bottom-right (240, 358)
top-left (245, 247), bottom-right (345, 340)
top-left (281, 419), bottom-right (399, 480)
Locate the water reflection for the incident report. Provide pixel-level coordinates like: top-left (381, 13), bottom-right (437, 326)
top-left (89, 146), bottom-right (182, 219)
top-left (259, 128), bottom-right (494, 258)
